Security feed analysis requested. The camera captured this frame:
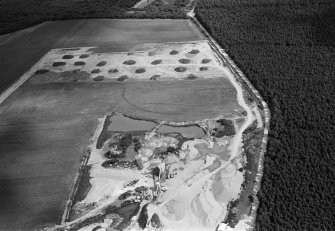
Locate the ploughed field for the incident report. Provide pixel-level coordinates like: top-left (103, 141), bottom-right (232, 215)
top-left (0, 19), bottom-right (265, 231)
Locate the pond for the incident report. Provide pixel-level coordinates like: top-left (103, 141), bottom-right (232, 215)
top-left (108, 114), bottom-right (157, 132)
top-left (157, 124), bottom-right (205, 138)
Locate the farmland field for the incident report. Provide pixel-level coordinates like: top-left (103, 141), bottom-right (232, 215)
top-left (0, 19), bottom-right (202, 94)
top-left (0, 19), bottom-right (265, 231)
top-left (0, 19), bottom-right (205, 230)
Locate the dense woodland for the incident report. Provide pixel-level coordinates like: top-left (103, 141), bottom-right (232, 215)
top-left (174, 0), bottom-right (190, 7)
top-left (196, 0), bottom-right (335, 230)
top-left (0, 0), bottom-right (186, 35)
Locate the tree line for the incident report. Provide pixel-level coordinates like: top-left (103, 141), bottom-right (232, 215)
top-left (196, 0), bottom-right (335, 230)
top-left (0, 0), bottom-right (186, 35)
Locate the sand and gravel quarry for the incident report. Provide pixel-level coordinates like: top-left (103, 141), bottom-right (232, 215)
top-left (0, 19), bottom-right (265, 231)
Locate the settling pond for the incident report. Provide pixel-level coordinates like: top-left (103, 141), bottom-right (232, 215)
top-left (107, 114), bottom-right (157, 132)
top-left (157, 124), bottom-right (205, 138)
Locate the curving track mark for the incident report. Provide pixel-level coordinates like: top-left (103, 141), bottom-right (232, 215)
top-left (120, 84), bottom-right (181, 116)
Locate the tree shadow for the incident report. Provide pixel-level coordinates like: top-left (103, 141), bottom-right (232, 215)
top-left (312, 5), bottom-right (335, 48)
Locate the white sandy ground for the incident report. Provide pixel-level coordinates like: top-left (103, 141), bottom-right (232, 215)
top-left (85, 117), bottom-right (152, 205)
top-left (33, 41), bottom-right (225, 82)
top-left (253, 105), bottom-right (264, 128)
top-left (138, 48), bottom-right (255, 231)
top-left (213, 47), bottom-right (258, 231)
top-left (186, 0), bottom-right (197, 18)
top-left (192, 16), bottom-right (271, 230)
top-left (47, 41), bottom-right (262, 231)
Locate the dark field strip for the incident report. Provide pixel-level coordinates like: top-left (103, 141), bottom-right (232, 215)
top-left (196, 0), bottom-right (335, 230)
